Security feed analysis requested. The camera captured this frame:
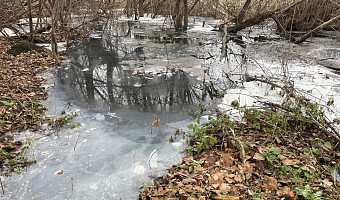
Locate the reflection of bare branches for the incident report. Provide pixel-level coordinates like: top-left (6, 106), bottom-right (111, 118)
top-left (59, 36), bottom-right (225, 112)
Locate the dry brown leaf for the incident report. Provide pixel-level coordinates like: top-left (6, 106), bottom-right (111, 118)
top-left (287, 191), bottom-right (295, 199)
top-left (282, 159), bottom-right (300, 165)
top-left (55, 170), bottom-right (67, 176)
top-left (220, 183), bottom-right (231, 194)
top-left (220, 152), bottom-right (234, 166)
top-left (210, 171), bottom-right (224, 185)
top-left (277, 186), bottom-right (290, 196)
top-left (322, 179), bottom-right (333, 187)
top-left (233, 175), bottom-right (244, 183)
top-left (263, 176), bottom-right (278, 191)
top-left (253, 153), bottom-right (265, 161)
top-left (211, 195), bottom-right (239, 200)
top-left (224, 177), bottom-right (235, 183)
top-left (152, 118), bottom-right (160, 127)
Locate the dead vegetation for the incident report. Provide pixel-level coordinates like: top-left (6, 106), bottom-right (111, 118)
top-left (140, 83), bottom-right (340, 199)
top-left (0, 37), bottom-right (57, 174)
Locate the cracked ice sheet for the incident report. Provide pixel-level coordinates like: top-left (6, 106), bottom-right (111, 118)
top-left (0, 71), bottom-right (191, 200)
top-left (218, 38), bottom-right (340, 132)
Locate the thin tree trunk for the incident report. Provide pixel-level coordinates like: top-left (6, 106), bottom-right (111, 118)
top-left (183, 0), bottom-right (188, 30)
top-left (174, 0), bottom-right (182, 30)
top-left (34, 0), bottom-right (44, 32)
top-left (66, 0), bottom-right (72, 53)
top-left (51, 0), bottom-right (60, 65)
top-left (221, 13), bottom-right (228, 58)
top-left (133, 0), bottom-right (138, 20)
top-left (228, 11), bottom-right (275, 33)
top-left (237, 0), bottom-right (252, 24)
top-left (27, 0), bottom-right (34, 42)
top-left (126, 0), bottom-right (131, 17)
top-left (138, 0), bottom-right (144, 17)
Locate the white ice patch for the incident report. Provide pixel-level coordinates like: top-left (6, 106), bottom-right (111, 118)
top-left (36, 42), bottom-right (67, 52)
top-left (94, 113), bottom-right (105, 121)
top-left (0, 28), bottom-right (17, 37)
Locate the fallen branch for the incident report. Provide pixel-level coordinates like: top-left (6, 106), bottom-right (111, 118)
top-left (227, 11), bottom-right (275, 33)
top-left (188, 0), bottom-right (199, 14)
top-left (230, 128), bottom-right (246, 164)
top-left (220, 0), bottom-right (307, 33)
top-left (295, 14), bottom-right (340, 44)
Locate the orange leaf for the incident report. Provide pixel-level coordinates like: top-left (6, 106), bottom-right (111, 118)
top-left (152, 118), bottom-right (160, 127)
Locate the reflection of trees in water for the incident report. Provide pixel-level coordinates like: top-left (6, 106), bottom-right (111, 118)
top-left (58, 35), bottom-right (219, 112)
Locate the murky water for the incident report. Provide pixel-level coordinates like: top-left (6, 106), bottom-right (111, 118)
top-left (58, 38), bottom-right (216, 112)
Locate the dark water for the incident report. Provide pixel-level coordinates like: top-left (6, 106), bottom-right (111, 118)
top-left (57, 36), bottom-right (221, 113)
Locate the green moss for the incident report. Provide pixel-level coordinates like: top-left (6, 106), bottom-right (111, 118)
top-left (7, 42), bottom-right (44, 56)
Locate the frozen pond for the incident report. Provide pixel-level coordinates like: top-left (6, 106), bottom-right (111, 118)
top-left (2, 14), bottom-right (340, 199)
top-left (1, 16), bottom-right (226, 199)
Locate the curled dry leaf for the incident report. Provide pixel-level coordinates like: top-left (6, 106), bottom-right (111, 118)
top-left (55, 170), bottom-right (67, 176)
top-left (152, 118), bottom-right (160, 127)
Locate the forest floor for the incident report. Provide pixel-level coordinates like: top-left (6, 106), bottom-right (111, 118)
top-left (0, 37), bottom-right (56, 175)
top-left (140, 107), bottom-right (340, 199)
top-left (0, 29), bottom-right (76, 174)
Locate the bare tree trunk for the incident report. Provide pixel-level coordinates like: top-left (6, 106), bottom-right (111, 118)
top-left (174, 0), bottom-right (182, 30)
top-left (34, 0), bottom-right (44, 32)
top-left (183, 0), bottom-right (188, 30)
top-left (133, 0), bottom-right (138, 20)
top-left (51, 0), bottom-right (60, 65)
top-left (237, 0), bottom-right (252, 24)
top-left (221, 13), bottom-right (228, 58)
top-left (138, 0), bottom-right (144, 17)
top-left (66, 0), bottom-right (72, 53)
top-left (27, 0), bottom-right (34, 42)
top-left (126, 0), bottom-right (131, 17)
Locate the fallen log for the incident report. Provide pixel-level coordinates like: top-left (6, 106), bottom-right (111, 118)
top-left (228, 11), bottom-right (275, 33)
top-left (295, 14), bottom-right (340, 44)
top-left (220, 0), bottom-right (307, 33)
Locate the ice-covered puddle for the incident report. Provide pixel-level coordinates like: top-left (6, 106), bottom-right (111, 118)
top-left (1, 16), bottom-right (226, 199)
top-left (3, 14), bottom-right (340, 199)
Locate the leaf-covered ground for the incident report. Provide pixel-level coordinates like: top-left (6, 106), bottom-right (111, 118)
top-left (140, 107), bottom-right (340, 199)
top-left (0, 37), bottom-right (57, 174)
